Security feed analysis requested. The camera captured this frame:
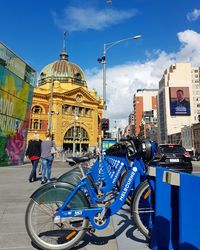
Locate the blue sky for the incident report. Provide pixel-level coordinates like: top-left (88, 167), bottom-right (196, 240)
top-left (1, 0), bottom-right (200, 129)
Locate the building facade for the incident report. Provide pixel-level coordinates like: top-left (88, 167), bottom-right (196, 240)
top-left (181, 123), bottom-right (200, 155)
top-left (181, 125), bottom-right (193, 152)
top-left (27, 48), bottom-right (103, 152)
top-left (128, 111), bottom-right (135, 136)
top-left (157, 63), bottom-right (200, 144)
top-left (133, 89), bottom-right (158, 138)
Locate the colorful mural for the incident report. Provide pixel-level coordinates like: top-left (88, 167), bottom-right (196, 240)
top-left (0, 43), bottom-right (35, 166)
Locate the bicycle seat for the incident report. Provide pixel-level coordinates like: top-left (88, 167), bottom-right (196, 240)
top-left (66, 154), bottom-right (95, 165)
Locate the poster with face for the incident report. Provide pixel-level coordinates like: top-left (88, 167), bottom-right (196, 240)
top-left (169, 87), bottom-right (191, 116)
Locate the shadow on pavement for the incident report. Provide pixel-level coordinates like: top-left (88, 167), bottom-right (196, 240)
top-left (116, 212), bottom-right (148, 244)
top-left (30, 211), bottom-right (148, 250)
top-left (73, 211), bottom-right (148, 249)
top-left (31, 241), bottom-right (43, 250)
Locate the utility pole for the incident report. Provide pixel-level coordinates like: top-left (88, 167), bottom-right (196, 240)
top-left (48, 77), bottom-right (54, 133)
top-left (72, 107), bottom-right (78, 156)
top-left (79, 120), bottom-right (82, 155)
top-left (98, 35), bottom-right (141, 116)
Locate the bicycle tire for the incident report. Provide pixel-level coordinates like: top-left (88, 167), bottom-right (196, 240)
top-left (131, 179), bottom-right (155, 239)
top-left (25, 182), bottom-right (90, 250)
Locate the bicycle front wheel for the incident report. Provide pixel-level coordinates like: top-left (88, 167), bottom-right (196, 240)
top-left (25, 182), bottom-right (90, 250)
top-left (131, 179), bottom-right (155, 239)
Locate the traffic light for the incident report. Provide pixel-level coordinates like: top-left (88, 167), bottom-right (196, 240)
top-left (101, 118), bottom-right (109, 131)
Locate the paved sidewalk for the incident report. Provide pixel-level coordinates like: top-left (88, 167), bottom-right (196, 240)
top-left (0, 161), bottom-right (149, 250)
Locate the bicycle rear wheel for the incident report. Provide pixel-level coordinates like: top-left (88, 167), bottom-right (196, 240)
top-left (131, 179), bottom-right (155, 239)
top-left (25, 182), bottom-right (90, 250)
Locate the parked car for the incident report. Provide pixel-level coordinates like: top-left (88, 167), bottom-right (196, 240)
top-left (152, 144), bottom-right (192, 173)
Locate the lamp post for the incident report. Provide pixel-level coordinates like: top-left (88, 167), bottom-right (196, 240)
top-left (98, 35), bottom-right (141, 114)
top-left (48, 76), bottom-right (54, 133)
top-left (72, 107), bottom-right (78, 156)
top-left (79, 120), bottom-right (82, 155)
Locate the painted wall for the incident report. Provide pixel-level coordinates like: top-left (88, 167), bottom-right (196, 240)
top-left (0, 65), bottom-right (34, 166)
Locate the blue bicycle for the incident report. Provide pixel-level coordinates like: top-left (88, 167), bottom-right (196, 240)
top-left (57, 144), bottom-right (137, 203)
top-left (25, 138), bottom-right (157, 250)
top-left (58, 138), bottom-right (151, 203)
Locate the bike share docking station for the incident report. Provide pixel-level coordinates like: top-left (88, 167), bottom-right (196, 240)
top-left (148, 166), bottom-right (200, 250)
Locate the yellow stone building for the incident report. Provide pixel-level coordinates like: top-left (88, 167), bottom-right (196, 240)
top-left (27, 47), bottom-right (103, 152)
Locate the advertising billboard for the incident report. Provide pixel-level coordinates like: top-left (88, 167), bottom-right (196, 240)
top-left (0, 65), bottom-right (34, 166)
top-left (169, 87), bottom-right (191, 116)
top-left (0, 42), bottom-right (35, 166)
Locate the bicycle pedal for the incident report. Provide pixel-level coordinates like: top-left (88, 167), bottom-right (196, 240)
top-left (88, 226), bottom-right (96, 234)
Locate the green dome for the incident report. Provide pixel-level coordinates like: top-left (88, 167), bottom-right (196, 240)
top-left (39, 50), bottom-right (86, 85)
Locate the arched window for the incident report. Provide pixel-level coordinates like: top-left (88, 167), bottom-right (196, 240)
top-left (64, 126), bottom-right (89, 141)
top-left (30, 105), bottom-right (43, 130)
top-left (62, 104), bottom-right (72, 114)
top-left (32, 105), bottom-right (42, 114)
top-left (74, 72), bottom-right (82, 81)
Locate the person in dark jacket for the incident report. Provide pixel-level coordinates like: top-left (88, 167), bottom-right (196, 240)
top-left (25, 133), bottom-right (42, 182)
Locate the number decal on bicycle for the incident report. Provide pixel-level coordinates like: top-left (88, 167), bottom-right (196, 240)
top-left (75, 211), bottom-right (83, 216)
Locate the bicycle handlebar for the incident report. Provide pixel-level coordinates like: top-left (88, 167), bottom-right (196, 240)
top-left (120, 136), bottom-right (141, 143)
top-left (120, 137), bottom-right (133, 142)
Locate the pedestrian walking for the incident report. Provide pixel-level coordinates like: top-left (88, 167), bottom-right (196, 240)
top-left (37, 159), bottom-right (42, 175)
top-left (25, 133), bottom-right (42, 183)
top-left (40, 131), bottom-right (55, 184)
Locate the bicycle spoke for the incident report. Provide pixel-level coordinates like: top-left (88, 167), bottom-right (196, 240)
top-left (34, 202), bottom-right (57, 216)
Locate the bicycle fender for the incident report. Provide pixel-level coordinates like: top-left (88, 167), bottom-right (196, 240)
top-left (30, 181), bottom-right (90, 208)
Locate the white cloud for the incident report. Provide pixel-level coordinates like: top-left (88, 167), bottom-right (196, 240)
top-left (53, 6), bottom-right (137, 32)
top-left (187, 9), bottom-right (200, 22)
top-left (176, 30), bottom-right (200, 65)
top-left (85, 30), bottom-right (200, 129)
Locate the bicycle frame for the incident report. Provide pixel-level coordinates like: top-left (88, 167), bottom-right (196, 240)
top-left (96, 156), bottom-right (131, 193)
top-left (59, 155), bottom-right (134, 202)
top-left (55, 156), bottom-right (149, 230)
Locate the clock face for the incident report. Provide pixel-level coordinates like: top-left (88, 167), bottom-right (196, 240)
top-left (76, 94), bottom-right (82, 102)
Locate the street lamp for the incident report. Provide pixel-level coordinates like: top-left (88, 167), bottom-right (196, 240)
top-left (79, 120), bottom-right (82, 155)
top-left (48, 76), bottom-right (54, 133)
top-left (72, 107), bottom-right (79, 156)
top-left (98, 35), bottom-right (141, 114)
